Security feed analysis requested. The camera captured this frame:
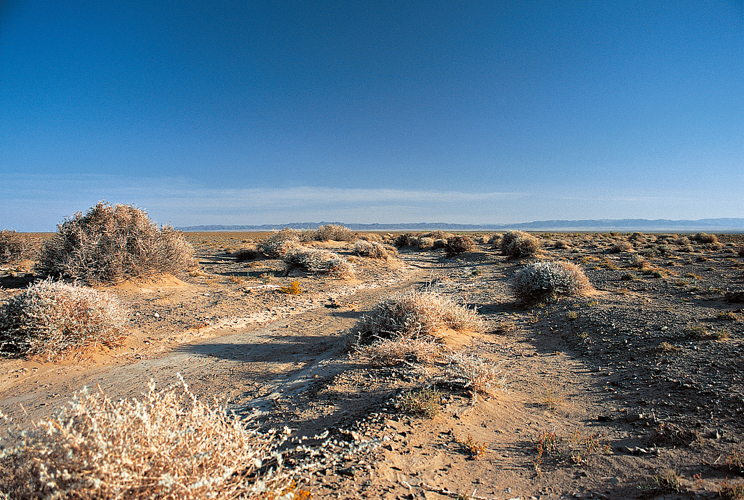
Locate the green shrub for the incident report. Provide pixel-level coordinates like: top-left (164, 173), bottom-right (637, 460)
top-left (37, 202), bottom-right (194, 285)
top-left (0, 279), bottom-right (128, 360)
top-left (511, 260), bottom-right (593, 303)
top-left (0, 230), bottom-right (31, 264)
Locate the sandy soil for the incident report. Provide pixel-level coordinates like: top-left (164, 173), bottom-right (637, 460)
top-left (1, 232), bottom-right (743, 499)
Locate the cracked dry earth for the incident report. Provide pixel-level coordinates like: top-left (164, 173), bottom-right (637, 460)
top-left (1, 232), bottom-right (744, 500)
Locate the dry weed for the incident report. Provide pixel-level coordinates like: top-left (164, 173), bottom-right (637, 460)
top-left (501, 231), bottom-right (541, 259)
top-left (0, 230), bottom-right (32, 264)
top-left (511, 260), bottom-right (593, 303)
top-left (259, 229), bottom-right (301, 258)
top-left (353, 336), bottom-right (442, 366)
top-left (443, 351), bottom-right (504, 396)
top-left (283, 246), bottom-right (354, 278)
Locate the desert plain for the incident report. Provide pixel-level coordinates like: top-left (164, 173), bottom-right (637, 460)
top-left (1, 230), bottom-right (743, 500)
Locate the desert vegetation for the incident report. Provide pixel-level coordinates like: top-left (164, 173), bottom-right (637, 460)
top-left (511, 260), bottom-right (593, 303)
top-left (37, 202), bottom-right (195, 285)
top-left (0, 230), bottom-right (32, 264)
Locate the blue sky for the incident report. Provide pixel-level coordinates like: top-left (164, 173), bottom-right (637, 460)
top-left (1, 1), bottom-right (742, 231)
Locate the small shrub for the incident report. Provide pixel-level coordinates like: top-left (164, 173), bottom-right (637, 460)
top-left (501, 231), bottom-right (541, 259)
top-left (398, 387), bottom-right (443, 418)
top-left (608, 241), bottom-right (633, 253)
top-left (233, 247), bottom-right (261, 262)
top-left (738, 246), bottom-right (744, 258)
top-left (0, 230), bottom-right (31, 264)
top-left (283, 246), bottom-right (354, 277)
top-left (431, 238), bottom-right (448, 250)
top-left (445, 235), bottom-right (476, 257)
top-left (352, 290), bottom-right (483, 345)
top-left (315, 224), bottom-right (356, 242)
top-left (393, 233), bottom-right (420, 248)
top-left (693, 232), bottom-right (718, 244)
top-left (444, 351), bottom-right (504, 395)
top-left (353, 336), bottom-right (442, 366)
top-left (259, 229), bottom-right (300, 258)
top-left (278, 280), bottom-right (302, 295)
top-left (0, 377), bottom-right (296, 499)
top-left (353, 240), bottom-right (391, 259)
top-left (511, 260), bottom-right (593, 303)
top-left (553, 239), bottom-right (570, 249)
top-left (416, 237), bottom-right (435, 250)
top-left (37, 202), bottom-right (195, 285)
top-left (0, 279), bottom-right (128, 360)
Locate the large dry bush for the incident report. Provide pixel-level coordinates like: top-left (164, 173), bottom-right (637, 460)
top-left (315, 224), bottom-right (356, 242)
top-left (0, 377), bottom-right (297, 499)
top-left (511, 260), bottom-right (593, 303)
top-left (258, 229), bottom-right (300, 258)
top-left (37, 203), bottom-right (194, 285)
top-left (501, 230), bottom-right (541, 259)
top-left (283, 246), bottom-right (354, 277)
top-left (352, 290), bottom-right (483, 345)
top-left (0, 230), bottom-right (32, 264)
top-left (692, 232), bottom-right (718, 244)
top-left (0, 279), bottom-right (128, 360)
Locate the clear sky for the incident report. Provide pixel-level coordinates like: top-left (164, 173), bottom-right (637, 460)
top-left (1, 1), bottom-right (742, 231)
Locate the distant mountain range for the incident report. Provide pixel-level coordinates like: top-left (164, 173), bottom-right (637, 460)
top-left (178, 218), bottom-right (744, 232)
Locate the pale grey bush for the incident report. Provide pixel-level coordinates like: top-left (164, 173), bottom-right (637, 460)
top-left (258, 229), bottom-right (300, 258)
top-left (352, 290), bottom-right (483, 345)
top-left (283, 246), bottom-right (354, 277)
top-left (511, 260), bottom-right (593, 303)
top-left (315, 224), bottom-right (356, 242)
top-left (353, 240), bottom-right (391, 260)
top-left (501, 231), bottom-right (541, 259)
top-left (37, 203), bottom-right (194, 285)
top-left (0, 279), bottom-right (128, 360)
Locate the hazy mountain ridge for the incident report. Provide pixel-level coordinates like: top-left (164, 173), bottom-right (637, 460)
top-left (178, 218), bottom-right (744, 232)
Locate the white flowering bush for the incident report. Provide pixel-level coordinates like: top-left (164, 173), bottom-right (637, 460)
top-left (37, 202), bottom-right (195, 285)
top-left (0, 377), bottom-right (299, 500)
top-left (352, 290), bottom-right (483, 345)
top-left (283, 246), bottom-right (354, 278)
top-left (511, 260), bottom-right (593, 303)
top-left (0, 279), bottom-right (128, 360)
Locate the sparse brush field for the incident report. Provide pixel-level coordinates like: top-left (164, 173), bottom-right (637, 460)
top-left (1, 228), bottom-right (744, 499)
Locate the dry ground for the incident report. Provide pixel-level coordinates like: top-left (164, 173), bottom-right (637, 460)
top-left (1, 231), bottom-right (743, 499)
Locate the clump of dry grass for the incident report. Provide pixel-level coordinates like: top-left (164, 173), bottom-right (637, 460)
top-left (501, 231), bottom-right (541, 259)
top-left (353, 240), bottom-right (393, 260)
top-left (258, 229), bottom-right (301, 258)
top-left (0, 279), bottom-right (128, 360)
top-left (0, 230), bottom-right (32, 264)
top-left (0, 377), bottom-right (299, 499)
top-left (444, 351), bottom-right (504, 396)
top-left (397, 387), bottom-right (443, 418)
top-left (445, 235), bottom-right (476, 257)
top-left (352, 290), bottom-right (483, 345)
top-left (283, 246), bottom-right (354, 277)
top-left (315, 224), bottom-right (356, 242)
top-left (353, 336), bottom-right (443, 366)
top-left (511, 260), bottom-right (593, 303)
top-left (37, 202), bottom-right (195, 285)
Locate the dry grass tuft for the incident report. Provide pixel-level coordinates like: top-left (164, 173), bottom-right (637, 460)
top-left (283, 246), bottom-right (354, 278)
top-left (0, 230), bottom-right (32, 264)
top-left (0, 376), bottom-right (299, 499)
top-left (444, 351), bottom-right (504, 396)
top-left (353, 336), bottom-right (443, 366)
top-left (511, 260), bottom-right (593, 303)
top-left (37, 202), bottom-right (195, 285)
top-left (0, 279), bottom-right (128, 360)
top-left (352, 290), bottom-right (483, 345)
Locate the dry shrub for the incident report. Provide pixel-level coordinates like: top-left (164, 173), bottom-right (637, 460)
top-left (424, 230), bottom-right (450, 240)
top-left (353, 240), bottom-right (392, 260)
top-left (693, 232), bottom-right (718, 244)
top-left (352, 290), bottom-right (483, 345)
top-left (283, 246), bottom-right (354, 277)
top-left (37, 203), bottom-right (195, 285)
top-left (393, 233), bottom-right (420, 248)
top-left (259, 229), bottom-right (300, 258)
top-left (512, 260), bottom-right (593, 303)
top-left (432, 238), bottom-right (448, 250)
top-left (608, 241), bottom-right (633, 253)
top-left (0, 230), bottom-right (31, 264)
top-left (0, 377), bottom-right (297, 499)
top-left (315, 224), bottom-right (356, 242)
top-left (738, 246), bottom-right (744, 258)
top-left (488, 233), bottom-right (503, 246)
top-left (444, 351), bottom-right (504, 395)
top-left (417, 237), bottom-right (435, 250)
top-left (353, 336), bottom-right (442, 366)
top-left (553, 239), bottom-right (570, 249)
top-left (0, 279), bottom-right (127, 360)
top-left (445, 235), bottom-right (476, 257)
top-left (501, 231), bottom-right (541, 259)
top-left (233, 247), bottom-right (262, 262)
